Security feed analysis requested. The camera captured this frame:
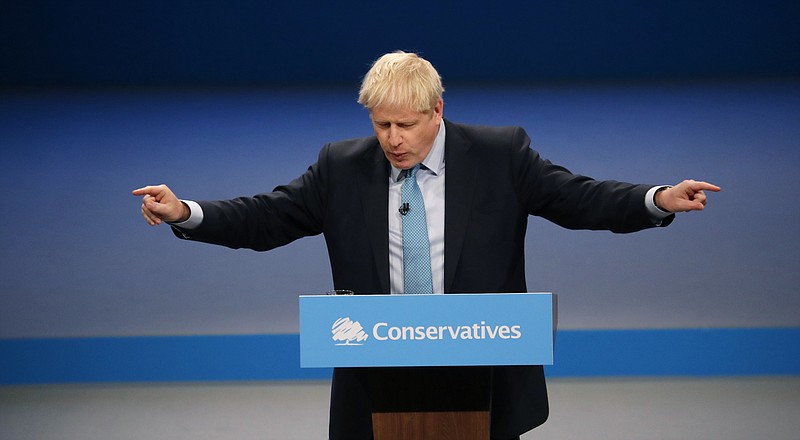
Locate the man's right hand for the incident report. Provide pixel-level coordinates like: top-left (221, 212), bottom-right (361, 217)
top-left (132, 184), bottom-right (190, 226)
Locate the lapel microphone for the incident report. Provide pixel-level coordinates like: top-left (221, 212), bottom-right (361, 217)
top-left (399, 202), bottom-right (410, 215)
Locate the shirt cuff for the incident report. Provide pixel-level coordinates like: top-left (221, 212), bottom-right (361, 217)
top-left (645, 185), bottom-right (672, 225)
top-left (168, 199), bottom-right (203, 230)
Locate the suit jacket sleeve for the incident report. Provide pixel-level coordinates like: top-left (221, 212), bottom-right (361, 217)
top-left (508, 126), bottom-right (672, 233)
top-left (172, 146), bottom-right (330, 251)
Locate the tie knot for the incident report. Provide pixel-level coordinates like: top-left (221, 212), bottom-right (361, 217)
top-left (405, 164), bottom-right (421, 180)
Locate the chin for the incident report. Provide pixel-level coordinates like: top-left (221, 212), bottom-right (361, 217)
top-left (391, 159), bottom-right (409, 169)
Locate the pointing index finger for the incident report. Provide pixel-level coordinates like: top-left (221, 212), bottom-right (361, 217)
top-left (132, 185), bottom-right (162, 197)
top-left (689, 181), bottom-right (721, 192)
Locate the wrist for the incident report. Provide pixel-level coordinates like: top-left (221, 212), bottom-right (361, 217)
top-left (177, 201), bottom-right (191, 222)
top-left (653, 186), bottom-right (672, 213)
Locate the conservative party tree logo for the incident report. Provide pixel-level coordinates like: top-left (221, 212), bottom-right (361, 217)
top-left (331, 317), bottom-right (369, 346)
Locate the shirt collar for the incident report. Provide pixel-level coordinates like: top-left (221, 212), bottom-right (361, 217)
top-left (390, 119), bottom-right (446, 182)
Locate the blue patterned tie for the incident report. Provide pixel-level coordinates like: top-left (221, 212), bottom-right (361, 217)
top-left (401, 164), bottom-right (434, 294)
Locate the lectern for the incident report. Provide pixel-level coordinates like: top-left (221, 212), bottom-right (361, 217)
top-left (300, 293), bottom-right (555, 440)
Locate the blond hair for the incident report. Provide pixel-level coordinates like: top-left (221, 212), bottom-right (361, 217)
top-left (358, 51), bottom-right (444, 113)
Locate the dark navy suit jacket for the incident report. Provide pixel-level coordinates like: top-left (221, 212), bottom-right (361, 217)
top-left (177, 119), bottom-right (671, 438)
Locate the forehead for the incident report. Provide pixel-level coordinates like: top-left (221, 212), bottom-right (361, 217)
top-left (370, 105), bottom-right (429, 122)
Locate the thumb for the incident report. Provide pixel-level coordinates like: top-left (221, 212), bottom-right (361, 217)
top-left (675, 196), bottom-right (706, 212)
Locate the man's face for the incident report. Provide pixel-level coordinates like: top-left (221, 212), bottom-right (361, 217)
top-left (370, 99), bottom-right (443, 170)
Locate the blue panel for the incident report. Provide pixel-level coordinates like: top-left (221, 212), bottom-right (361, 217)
top-left (299, 293), bottom-right (554, 367)
top-left (2, 328), bottom-right (798, 384)
top-left (0, 335), bottom-right (331, 384)
top-left (544, 328), bottom-right (800, 377)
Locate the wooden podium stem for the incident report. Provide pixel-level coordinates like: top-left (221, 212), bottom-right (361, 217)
top-left (373, 410), bottom-right (490, 440)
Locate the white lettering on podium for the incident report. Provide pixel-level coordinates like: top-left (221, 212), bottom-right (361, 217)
top-left (372, 321), bottom-right (522, 341)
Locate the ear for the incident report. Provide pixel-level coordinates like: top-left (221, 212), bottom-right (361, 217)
top-left (433, 98), bottom-right (444, 121)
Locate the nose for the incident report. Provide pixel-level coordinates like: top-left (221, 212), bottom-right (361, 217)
top-left (387, 125), bottom-right (402, 147)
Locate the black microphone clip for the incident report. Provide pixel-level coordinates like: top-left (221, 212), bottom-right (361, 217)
top-left (399, 202), bottom-right (410, 216)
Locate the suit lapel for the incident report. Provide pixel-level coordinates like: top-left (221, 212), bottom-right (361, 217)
top-left (443, 121), bottom-right (476, 293)
top-left (357, 140), bottom-right (391, 293)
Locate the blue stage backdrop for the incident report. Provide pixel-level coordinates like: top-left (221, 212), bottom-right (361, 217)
top-left (1, 1), bottom-right (799, 383)
top-left (1, 0), bottom-right (798, 87)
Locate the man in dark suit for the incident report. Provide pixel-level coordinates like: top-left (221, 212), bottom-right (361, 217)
top-left (134, 51), bottom-right (719, 439)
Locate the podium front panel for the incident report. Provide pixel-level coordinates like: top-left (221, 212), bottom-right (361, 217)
top-left (299, 292), bottom-right (554, 368)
